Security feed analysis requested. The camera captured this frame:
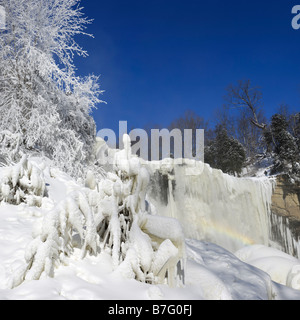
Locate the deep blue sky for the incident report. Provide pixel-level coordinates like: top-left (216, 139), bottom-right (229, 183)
top-left (75, 0), bottom-right (300, 133)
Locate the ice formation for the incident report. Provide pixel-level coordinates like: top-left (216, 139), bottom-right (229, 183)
top-left (0, 155), bottom-right (46, 206)
top-left (4, 135), bottom-right (185, 288)
top-left (267, 212), bottom-right (300, 258)
top-left (9, 188), bottom-right (99, 288)
top-left (146, 159), bottom-right (275, 253)
top-left (146, 158), bottom-right (300, 259)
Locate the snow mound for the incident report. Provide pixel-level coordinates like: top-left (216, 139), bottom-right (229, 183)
top-left (236, 245), bottom-right (300, 290)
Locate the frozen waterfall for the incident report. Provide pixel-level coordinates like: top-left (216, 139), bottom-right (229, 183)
top-left (146, 159), bottom-right (300, 257)
top-left (96, 139), bottom-right (300, 257)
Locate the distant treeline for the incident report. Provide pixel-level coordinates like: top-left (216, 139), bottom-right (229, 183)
top-left (141, 80), bottom-right (300, 182)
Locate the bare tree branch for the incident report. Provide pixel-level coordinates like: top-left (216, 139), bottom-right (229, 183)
top-left (225, 80), bottom-right (267, 130)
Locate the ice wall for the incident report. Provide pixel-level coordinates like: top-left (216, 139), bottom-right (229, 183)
top-left (96, 139), bottom-right (300, 257)
top-left (267, 212), bottom-right (300, 258)
top-left (146, 159), bottom-right (276, 254)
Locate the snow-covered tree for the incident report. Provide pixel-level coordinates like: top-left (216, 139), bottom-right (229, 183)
top-left (0, 0), bottom-right (104, 177)
top-left (7, 135), bottom-right (186, 289)
top-left (0, 0), bottom-right (185, 290)
top-left (0, 155), bottom-right (46, 206)
top-left (268, 114), bottom-right (300, 182)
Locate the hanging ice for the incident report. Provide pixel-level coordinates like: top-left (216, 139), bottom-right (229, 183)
top-left (146, 159), bottom-right (275, 254)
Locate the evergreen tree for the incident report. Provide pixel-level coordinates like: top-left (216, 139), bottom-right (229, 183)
top-left (205, 126), bottom-right (246, 176)
top-left (294, 113), bottom-right (300, 150)
top-left (269, 114), bottom-right (300, 182)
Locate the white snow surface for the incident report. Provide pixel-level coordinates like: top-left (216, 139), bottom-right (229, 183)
top-left (1, 158), bottom-right (300, 300)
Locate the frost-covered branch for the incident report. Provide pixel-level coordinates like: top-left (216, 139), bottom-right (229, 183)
top-left (0, 155), bottom-right (46, 206)
top-left (0, 0), bottom-right (104, 178)
top-left (7, 136), bottom-right (186, 289)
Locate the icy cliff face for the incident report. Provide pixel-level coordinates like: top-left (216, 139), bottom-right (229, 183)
top-left (268, 213), bottom-right (300, 258)
top-left (268, 178), bottom-right (300, 257)
top-left (146, 159), bottom-right (300, 257)
top-left (95, 139), bottom-right (300, 257)
top-left (146, 159), bottom-right (275, 254)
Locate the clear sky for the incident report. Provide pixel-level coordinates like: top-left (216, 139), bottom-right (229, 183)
top-left (75, 0), bottom-right (300, 133)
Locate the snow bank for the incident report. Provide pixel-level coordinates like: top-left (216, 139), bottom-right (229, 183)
top-left (236, 245), bottom-right (300, 290)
